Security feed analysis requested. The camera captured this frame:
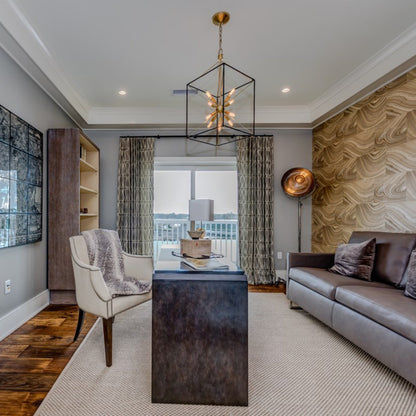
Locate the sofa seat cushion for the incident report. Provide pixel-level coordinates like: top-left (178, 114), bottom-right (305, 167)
top-left (289, 267), bottom-right (392, 300)
top-left (335, 286), bottom-right (416, 343)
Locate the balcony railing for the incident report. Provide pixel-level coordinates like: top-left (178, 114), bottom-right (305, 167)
top-left (154, 218), bottom-right (239, 265)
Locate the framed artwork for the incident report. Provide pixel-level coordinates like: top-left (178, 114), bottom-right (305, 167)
top-left (0, 104), bottom-right (43, 248)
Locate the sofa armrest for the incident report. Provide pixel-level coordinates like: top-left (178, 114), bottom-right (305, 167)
top-left (287, 252), bottom-right (335, 273)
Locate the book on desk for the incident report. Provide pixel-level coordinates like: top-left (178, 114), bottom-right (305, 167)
top-left (181, 257), bottom-right (229, 271)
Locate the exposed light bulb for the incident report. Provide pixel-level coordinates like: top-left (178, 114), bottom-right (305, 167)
top-left (281, 87), bottom-right (291, 94)
top-left (118, 90), bottom-right (127, 96)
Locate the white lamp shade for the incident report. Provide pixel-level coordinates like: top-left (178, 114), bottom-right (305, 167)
top-left (189, 199), bottom-right (214, 221)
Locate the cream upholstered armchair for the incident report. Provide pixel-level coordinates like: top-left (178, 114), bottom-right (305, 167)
top-left (69, 235), bottom-right (152, 366)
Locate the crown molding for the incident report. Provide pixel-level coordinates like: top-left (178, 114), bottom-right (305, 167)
top-left (310, 22), bottom-right (416, 124)
top-left (255, 106), bottom-right (311, 125)
top-left (0, 0), bottom-right (90, 124)
top-left (1, 1), bottom-right (415, 129)
top-left (88, 105), bottom-right (312, 126)
top-left (87, 107), bottom-right (185, 125)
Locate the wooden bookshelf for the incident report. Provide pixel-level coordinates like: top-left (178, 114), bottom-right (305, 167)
top-left (48, 129), bottom-right (100, 304)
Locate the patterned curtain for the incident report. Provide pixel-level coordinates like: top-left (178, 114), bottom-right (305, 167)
top-left (237, 136), bottom-right (276, 284)
top-left (117, 137), bottom-right (154, 255)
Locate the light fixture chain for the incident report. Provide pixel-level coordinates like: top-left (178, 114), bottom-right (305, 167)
top-left (218, 23), bottom-right (223, 62)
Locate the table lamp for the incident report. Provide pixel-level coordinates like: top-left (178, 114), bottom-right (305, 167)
top-left (189, 199), bottom-right (214, 238)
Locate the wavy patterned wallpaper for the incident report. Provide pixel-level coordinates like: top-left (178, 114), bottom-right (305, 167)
top-left (312, 69), bottom-right (416, 252)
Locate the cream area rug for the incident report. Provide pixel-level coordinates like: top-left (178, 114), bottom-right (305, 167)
top-left (35, 293), bottom-right (416, 416)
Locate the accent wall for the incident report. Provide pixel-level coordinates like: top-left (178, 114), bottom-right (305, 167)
top-left (312, 69), bottom-right (416, 252)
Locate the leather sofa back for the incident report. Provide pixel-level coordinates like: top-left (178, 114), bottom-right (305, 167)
top-left (349, 231), bottom-right (416, 287)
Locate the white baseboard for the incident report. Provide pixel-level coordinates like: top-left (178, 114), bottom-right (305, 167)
top-left (0, 290), bottom-right (50, 341)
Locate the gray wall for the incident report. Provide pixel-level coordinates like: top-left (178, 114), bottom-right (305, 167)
top-left (0, 47), bottom-right (75, 318)
top-left (86, 128), bottom-right (312, 270)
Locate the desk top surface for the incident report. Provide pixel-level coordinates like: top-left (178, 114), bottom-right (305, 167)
top-left (155, 246), bottom-right (240, 273)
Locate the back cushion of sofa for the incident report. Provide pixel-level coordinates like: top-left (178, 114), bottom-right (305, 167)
top-left (348, 231), bottom-right (416, 287)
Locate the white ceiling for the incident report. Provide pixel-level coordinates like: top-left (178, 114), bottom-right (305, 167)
top-left (1, 0), bottom-right (416, 128)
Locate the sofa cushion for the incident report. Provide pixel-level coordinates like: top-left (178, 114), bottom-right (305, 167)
top-left (329, 238), bottom-right (376, 281)
top-left (404, 250), bottom-right (416, 300)
top-left (289, 267), bottom-right (392, 300)
top-left (348, 231), bottom-right (416, 287)
top-left (335, 286), bottom-right (416, 343)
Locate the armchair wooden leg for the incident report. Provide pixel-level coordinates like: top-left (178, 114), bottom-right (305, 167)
top-left (73, 308), bottom-right (85, 342)
top-left (102, 318), bottom-right (113, 367)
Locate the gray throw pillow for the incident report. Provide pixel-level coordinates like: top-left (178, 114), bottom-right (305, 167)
top-left (329, 238), bottom-right (376, 281)
top-left (404, 250), bottom-right (416, 300)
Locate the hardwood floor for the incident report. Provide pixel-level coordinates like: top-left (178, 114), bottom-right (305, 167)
top-left (248, 282), bottom-right (286, 293)
top-left (0, 305), bottom-right (97, 416)
top-left (0, 283), bottom-right (285, 416)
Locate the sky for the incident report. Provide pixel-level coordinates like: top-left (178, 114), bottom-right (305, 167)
top-left (154, 170), bottom-right (237, 214)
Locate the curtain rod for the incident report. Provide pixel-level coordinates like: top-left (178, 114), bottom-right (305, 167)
top-left (119, 134), bottom-right (272, 139)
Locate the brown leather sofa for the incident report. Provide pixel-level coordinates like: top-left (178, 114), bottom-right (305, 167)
top-left (287, 231), bottom-right (416, 386)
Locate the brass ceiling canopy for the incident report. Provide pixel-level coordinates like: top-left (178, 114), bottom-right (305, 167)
top-left (212, 11), bottom-right (230, 26)
top-left (281, 167), bottom-right (316, 198)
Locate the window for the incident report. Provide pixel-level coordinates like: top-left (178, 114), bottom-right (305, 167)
top-left (154, 157), bottom-right (238, 264)
top-left (154, 170), bottom-right (190, 216)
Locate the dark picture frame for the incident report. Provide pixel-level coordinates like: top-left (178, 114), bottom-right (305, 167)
top-left (0, 104), bottom-right (43, 248)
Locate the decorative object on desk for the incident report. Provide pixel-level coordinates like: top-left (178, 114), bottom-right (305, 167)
top-left (180, 238), bottom-right (211, 258)
top-left (186, 11), bottom-right (255, 147)
top-left (171, 250), bottom-right (224, 259)
top-left (189, 199), bottom-right (214, 232)
top-left (0, 104), bottom-right (43, 248)
top-left (181, 257), bottom-right (229, 271)
top-left (281, 167), bottom-right (316, 252)
top-left (187, 230), bottom-right (204, 239)
top-left (182, 199), bottom-right (214, 256)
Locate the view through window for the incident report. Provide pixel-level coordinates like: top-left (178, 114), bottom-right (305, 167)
top-left (154, 160), bottom-right (238, 264)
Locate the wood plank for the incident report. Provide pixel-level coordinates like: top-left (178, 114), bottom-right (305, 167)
top-left (0, 392), bottom-right (46, 416)
top-left (0, 345), bottom-right (29, 358)
top-left (0, 358), bottom-right (53, 373)
top-left (248, 283), bottom-right (286, 293)
top-left (23, 318), bottom-right (66, 327)
top-left (19, 345), bottom-right (78, 359)
top-left (0, 373), bottom-right (58, 391)
top-left (0, 334), bottom-right (74, 347)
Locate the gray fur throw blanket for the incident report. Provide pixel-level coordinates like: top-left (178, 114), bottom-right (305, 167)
top-left (82, 229), bottom-right (152, 297)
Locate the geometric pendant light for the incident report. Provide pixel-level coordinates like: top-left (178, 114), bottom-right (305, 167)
top-left (186, 11), bottom-right (255, 146)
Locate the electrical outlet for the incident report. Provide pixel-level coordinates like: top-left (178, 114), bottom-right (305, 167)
top-left (277, 251), bottom-right (283, 260)
top-left (4, 279), bottom-right (11, 295)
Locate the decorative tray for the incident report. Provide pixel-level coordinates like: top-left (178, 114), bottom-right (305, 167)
top-left (171, 250), bottom-right (224, 260)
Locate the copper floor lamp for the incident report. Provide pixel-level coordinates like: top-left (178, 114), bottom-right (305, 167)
top-left (281, 167), bottom-right (316, 252)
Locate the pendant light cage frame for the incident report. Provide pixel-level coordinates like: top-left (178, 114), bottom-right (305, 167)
top-left (185, 11), bottom-right (256, 147)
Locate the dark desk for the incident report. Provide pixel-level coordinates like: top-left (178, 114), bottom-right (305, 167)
top-left (151, 270), bottom-right (248, 406)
